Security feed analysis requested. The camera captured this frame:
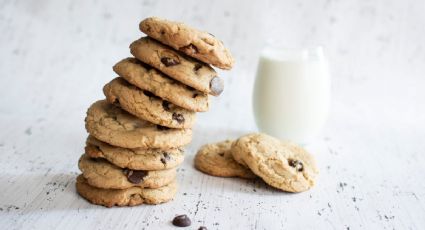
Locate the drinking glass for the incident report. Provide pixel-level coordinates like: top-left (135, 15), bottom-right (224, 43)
top-left (253, 45), bottom-right (330, 143)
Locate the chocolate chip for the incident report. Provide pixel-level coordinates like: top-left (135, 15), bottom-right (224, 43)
top-left (162, 101), bottom-right (170, 111)
top-left (218, 152), bottom-right (224, 157)
top-left (194, 63), bottom-right (203, 72)
top-left (123, 169), bottom-right (148, 184)
top-left (172, 215), bottom-right (191, 227)
top-left (180, 44), bottom-right (199, 54)
top-left (198, 227), bottom-right (208, 230)
top-left (209, 77), bottom-right (224, 96)
top-left (160, 152), bottom-right (171, 164)
top-left (161, 57), bottom-right (180, 67)
top-left (172, 113), bottom-right (185, 124)
top-left (288, 159), bottom-right (304, 172)
top-left (157, 125), bottom-right (170, 130)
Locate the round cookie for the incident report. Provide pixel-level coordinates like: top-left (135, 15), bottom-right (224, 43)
top-left (194, 140), bottom-right (256, 179)
top-left (78, 154), bottom-right (176, 189)
top-left (113, 58), bottom-right (209, 112)
top-left (85, 136), bottom-right (184, 170)
top-left (104, 77), bottom-right (196, 129)
top-left (140, 17), bottom-right (234, 70)
top-left (76, 175), bottom-right (177, 207)
top-left (130, 37), bottom-right (224, 96)
top-left (85, 100), bottom-right (192, 149)
top-left (231, 133), bottom-right (318, 193)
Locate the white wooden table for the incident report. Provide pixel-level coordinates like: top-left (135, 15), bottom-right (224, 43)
top-left (1, 0), bottom-right (424, 229)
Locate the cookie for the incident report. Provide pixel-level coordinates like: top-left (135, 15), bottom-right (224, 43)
top-left (85, 100), bottom-right (192, 149)
top-left (113, 58), bottom-right (209, 112)
top-left (130, 37), bottom-right (224, 96)
top-left (85, 136), bottom-right (184, 170)
top-left (103, 77), bottom-right (196, 129)
top-left (78, 154), bottom-right (176, 189)
top-left (194, 140), bottom-right (256, 179)
top-left (140, 17), bottom-right (234, 70)
top-left (76, 175), bottom-right (177, 207)
top-left (231, 133), bottom-right (318, 192)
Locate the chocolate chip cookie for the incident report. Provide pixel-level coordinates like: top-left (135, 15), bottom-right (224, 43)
top-left (76, 175), bottom-right (177, 207)
top-left (194, 140), bottom-right (256, 179)
top-left (140, 17), bottom-right (234, 70)
top-left (85, 100), bottom-right (192, 149)
top-left (104, 77), bottom-right (196, 128)
top-left (231, 133), bottom-right (318, 192)
top-left (130, 37), bottom-right (224, 96)
top-left (78, 154), bottom-right (176, 189)
top-left (85, 136), bottom-right (184, 170)
top-left (113, 58), bottom-right (209, 112)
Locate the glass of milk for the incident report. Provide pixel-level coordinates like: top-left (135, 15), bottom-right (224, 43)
top-left (253, 45), bottom-right (330, 143)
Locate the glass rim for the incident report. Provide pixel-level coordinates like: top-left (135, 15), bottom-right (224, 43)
top-left (261, 43), bottom-right (325, 61)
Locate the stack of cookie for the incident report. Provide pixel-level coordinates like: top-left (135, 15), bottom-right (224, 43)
top-left (195, 133), bottom-right (319, 193)
top-left (76, 17), bottom-right (234, 207)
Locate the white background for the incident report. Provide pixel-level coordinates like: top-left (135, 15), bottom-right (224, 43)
top-left (0, 0), bottom-right (424, 229)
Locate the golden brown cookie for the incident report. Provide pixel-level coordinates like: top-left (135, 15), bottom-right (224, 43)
top-left (140, 17), bottom-right (234, 70)
top-left (103, 77), bottom-right (196, 129)
top-left (194, 140), bottom-right (256, 179)
top-left (231, 133), bottom-right (319, 192)
top-left (78, 154), bottom-right (176, 189)
top-left (85, 136), bottom-right (184, 170)
top-left (113, 58), bottom-right (209, 112)
top-left (130, 37), bottom-right (224, 96)
top-left (85, 100), bottom-right (192, 149)
top-left (76, 175), bottom-right (177, 207)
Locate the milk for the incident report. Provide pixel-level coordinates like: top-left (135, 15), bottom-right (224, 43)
top-left (253, 46), bottom-right (330, 143)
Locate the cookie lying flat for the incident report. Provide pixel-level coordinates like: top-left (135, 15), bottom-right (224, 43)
top-left (85, 100), bottom-right (192, 149)
top-left (113, 58), bottom-right (209, 112)
top-left (231, 133), bottom-right (318, 193)
top-left (104, 77), bottom-right (196, 129)
top-left (76, 175), bottom-right (177, 207)
top-left (140, 17), bottom-right (234, 70)
top-left (78, 154), bottom-right (176, 189)
top-left (130, 37), bottom-right (224, 96)
top-left (85, 136), bottom-right (184, 170)
top-left (195, 140), bottom-right (256, 179)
